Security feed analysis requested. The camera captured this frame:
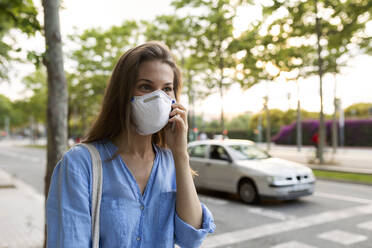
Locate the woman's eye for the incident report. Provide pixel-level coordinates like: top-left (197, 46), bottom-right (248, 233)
top-left (139, 84), bottom-right (151, 91)
top-left (163, 87), bottom-right (173, 92)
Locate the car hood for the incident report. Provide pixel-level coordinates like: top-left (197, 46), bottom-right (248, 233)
top-left (236, 157), bottom-right (312, 176)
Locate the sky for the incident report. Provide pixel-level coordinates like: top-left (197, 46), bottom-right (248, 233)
top-left (1, 0), bottom-right (372, 120)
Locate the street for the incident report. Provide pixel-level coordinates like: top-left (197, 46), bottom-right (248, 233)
top-left (199, 180), bottom-right (372, 248)
top-left (0, 140), bottom-right (371, 247)
top-left (0, 140), bottom-right (46, 194)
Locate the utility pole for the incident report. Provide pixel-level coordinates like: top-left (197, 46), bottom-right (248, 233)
top-left (332, 74), bottom-right (338, 154)
top-left (257, 114), bottom-right (262, 143)
top-left (264, 95), bottom-right (271, 151)
top-left (339, 99), bottom-right (345, 147)
top-left (296, 79), bottom-right (302, 152)
top-left (315, 0), bottom-right (325, 164)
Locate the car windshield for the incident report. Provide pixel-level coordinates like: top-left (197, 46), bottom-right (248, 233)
top-left (228, 145), bottom-right (270, 160)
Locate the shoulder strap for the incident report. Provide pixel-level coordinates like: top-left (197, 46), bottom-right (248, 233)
top-left (77, 143), bottom-right (102, 248)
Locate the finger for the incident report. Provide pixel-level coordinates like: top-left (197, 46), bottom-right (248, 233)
top-left (170, 109), bottom-right (187, 124)
top-left (169, 108), bottom-right (186, 118)
top-left (168, 114), bottom-right (187, 129)
top-left (171, 103), bottom-right (187, 112)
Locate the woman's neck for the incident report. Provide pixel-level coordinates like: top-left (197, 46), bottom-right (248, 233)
top-left (113, 131), bottom-right (154, 159)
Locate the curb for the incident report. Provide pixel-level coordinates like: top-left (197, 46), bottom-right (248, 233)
top-left (0, 169), bottom-right (16, 189)
top-left (308, 165), bottom-right (372, 175)
top-left (315, 177), bottom-right (372, 186)
top-left (0, 169), bottom-right (44, 201)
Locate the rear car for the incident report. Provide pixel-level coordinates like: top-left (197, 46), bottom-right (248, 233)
top-left (188, 139), bottom-right (316, 203)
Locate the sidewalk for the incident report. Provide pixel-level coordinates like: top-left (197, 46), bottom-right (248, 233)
top-left (257, 143), bottom-right (372, 175)
top-left (0, 169), bottom-right (44, 248)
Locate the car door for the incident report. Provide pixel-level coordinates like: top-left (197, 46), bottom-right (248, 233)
top-left (205, 145), bottom-right (235, 192)
top-left (188, 144), bottom-right (208, 188)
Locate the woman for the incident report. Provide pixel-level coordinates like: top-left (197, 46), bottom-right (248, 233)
top-left (46, 41), bottom-right (215, 247)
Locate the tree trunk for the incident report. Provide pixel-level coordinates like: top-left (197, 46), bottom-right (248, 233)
top-left (42, 0), bottom-right (68, 246)
top-left (219, 71), bottom-right (225, 133)
top-left (186, 68), bottom-right (195, 141)
top-left (315, 1), bottom-right (325, 164)
top-left (218, 54), bottom-right (225, 134)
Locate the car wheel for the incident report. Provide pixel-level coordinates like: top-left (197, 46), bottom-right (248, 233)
top-left (239, 180), bottom-right (258, 204)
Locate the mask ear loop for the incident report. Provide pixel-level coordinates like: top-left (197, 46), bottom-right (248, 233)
top-left (171, 99), bottom-right (176, 132)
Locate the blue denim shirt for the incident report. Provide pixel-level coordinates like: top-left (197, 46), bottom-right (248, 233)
top-left (46, 139), bottom-right (215, 248)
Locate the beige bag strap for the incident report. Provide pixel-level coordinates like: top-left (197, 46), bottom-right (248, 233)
top-left (77, 143), bottom-right (102, 248)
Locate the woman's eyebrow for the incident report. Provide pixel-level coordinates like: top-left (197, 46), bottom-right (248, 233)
top-left (137, 79), bottom-right (173, 85)
top-left (137, 78), bottom-right (153, 84)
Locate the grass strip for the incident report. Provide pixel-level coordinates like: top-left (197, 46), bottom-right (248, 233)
top-left (313, 169), bottom-right (372, 185)
top-left (24, 145), bottom-right (46, 149)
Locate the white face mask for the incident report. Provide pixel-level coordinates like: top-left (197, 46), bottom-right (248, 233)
top-left (131, 90), bottom-right (174, 136)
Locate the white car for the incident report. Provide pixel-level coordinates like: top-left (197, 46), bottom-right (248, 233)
top-left (188, 139), bottom-right (316, 203)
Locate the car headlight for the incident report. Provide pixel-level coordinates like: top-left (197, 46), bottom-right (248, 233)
top-left (267, 176), bottom-right (286, 183)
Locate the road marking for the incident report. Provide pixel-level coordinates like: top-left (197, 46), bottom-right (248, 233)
top-left (317, 230), bottom-right (367, 245)
top-left (357, 220), bottom-right (372, 231)
top-left (245, 206), bottom-right (296, 221)
top-left (199, 195), bottom-right (296, 220)
top-left (271, 241), bottom-right (317, 248)
top-left (201, 204), bottom-right (372, 248)
top-left (314, 192), bottom-right (372, 204)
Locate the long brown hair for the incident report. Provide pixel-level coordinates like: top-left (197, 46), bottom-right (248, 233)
top-left (81, 41), bottom-right (182, 160)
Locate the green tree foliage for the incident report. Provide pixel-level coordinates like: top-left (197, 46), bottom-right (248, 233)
top-left (67, 21), bottom-right (138, 135)
top-left (0, 0), bottom-right (40, 78)
top-left (171, 0), bottom-right (241, 130)
top-left (260, 0), bottom-right (372, 76)
top-left (0, 69), bottom-right (47, 131)
top-left (226, 113), bottom-right (251, 131)
top-left (143, 15), bottom-right (210, 100)
top-left (0, 94), bottom-right (13, 127)
top-left (344, 102), bottom-right (372, 118)
top-left (143, 14), bottom-right (208, 132)
top-left (259, 0), bottom-right (371, 160)
top-left (21, 69), bottom-right (47, 123)
top-left (204, 119), bottom-right (221, 133)
top-left (230, 23), bottom-right (269, 88)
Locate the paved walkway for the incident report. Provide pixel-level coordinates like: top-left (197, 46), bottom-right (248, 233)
top-left (256, 143), bottom-right (372, 174)
top-left (0, 169), bottom-right (44, 248)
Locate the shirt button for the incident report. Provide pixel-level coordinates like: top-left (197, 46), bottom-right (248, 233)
top-left (140, 205), bottom-right (144, 210)
top-left (137, 237), bottom-right (141, 241)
